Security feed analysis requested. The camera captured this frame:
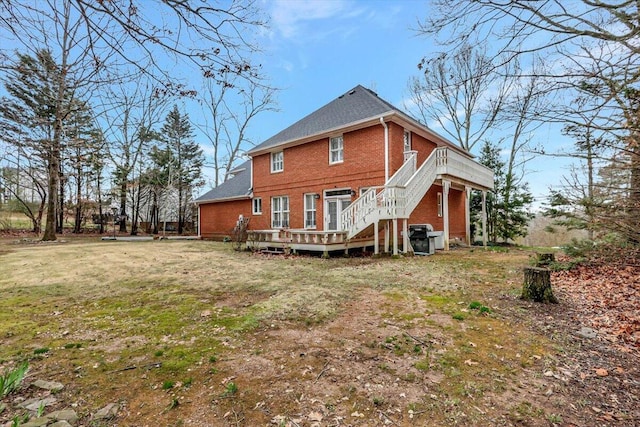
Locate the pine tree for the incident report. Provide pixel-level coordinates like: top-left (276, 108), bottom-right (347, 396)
top-left (472, 140), bottom-right (533, 243)
top-left (159, 105), bottom-right (204, 234)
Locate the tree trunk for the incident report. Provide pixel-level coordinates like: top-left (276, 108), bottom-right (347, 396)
top-left (521, 267), bottom-right (558, 303)
top-left (119, 180), bottom-right (127, 233)
top-left (74, 165), bottom-right (82, 233)
top-left (536, 252), bottom-right (555, 267)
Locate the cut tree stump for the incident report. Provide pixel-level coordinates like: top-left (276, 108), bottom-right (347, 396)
top-left (521, 267), bottom-right (558, 303)
top-left (536, 252), bottom-right (556, 267)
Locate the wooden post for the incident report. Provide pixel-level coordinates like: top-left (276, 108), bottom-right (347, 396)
top-left (521, 267), bottom-right (558, 303)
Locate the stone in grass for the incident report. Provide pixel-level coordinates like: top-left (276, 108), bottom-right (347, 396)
top-left (19, 418), bottom-right (50, 427)
top-left (93, 402), bottom-right (119, 420)
top-left (49, 422), bottom-right (73, 427)
top-left (32, 379), bottom-right (64, 392)
top-left (19, 396), bottom-right (58, 411)
top-left (48, 409), bottom-right (79, 424)
top-left (576, 327), bottom-right (598, 339)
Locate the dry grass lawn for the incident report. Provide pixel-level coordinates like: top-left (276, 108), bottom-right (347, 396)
top-left (0, 239), bottom-right (636, 426)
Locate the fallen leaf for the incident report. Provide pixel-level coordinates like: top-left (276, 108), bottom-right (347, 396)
top-left (595, 368), bottom-right (608, 377)
top-left (308, 412), bottom-right (323, 422)
top-left (464, 359), bottom-right (479, 366)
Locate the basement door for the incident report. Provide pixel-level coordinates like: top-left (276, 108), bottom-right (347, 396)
top-left (325, 190), bottom-right (352, 231)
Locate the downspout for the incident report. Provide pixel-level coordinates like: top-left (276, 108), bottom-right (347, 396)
top-left (380, 117), bottom-right (389, 182)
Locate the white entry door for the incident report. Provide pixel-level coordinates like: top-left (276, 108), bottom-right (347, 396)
top-left (325, 197), bottom-right (351, 231)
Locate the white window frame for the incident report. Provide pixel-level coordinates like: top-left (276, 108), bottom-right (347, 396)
top-left (271, 195), bottom-right (289, 228)
top-left (252, 197), bottom-right (262, 215)
top-left (271, 151), bottom-right (284, 173)
top-left (304, 193), bottom-right (317, 229)
top-left (437, 192), bottom-right (443, 217)
top-left (329, 135), bottom-right (344, 164)
top-left (403, 130), bottom-right (412, 152)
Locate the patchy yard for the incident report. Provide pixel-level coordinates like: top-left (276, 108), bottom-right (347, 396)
top-left (0, 240), bottom-right (638, 426)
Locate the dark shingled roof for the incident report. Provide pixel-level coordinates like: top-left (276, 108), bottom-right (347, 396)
top-left (195, 160), bottom-right (251, 203)
top-left (249, 85), bottom-right (396, 153)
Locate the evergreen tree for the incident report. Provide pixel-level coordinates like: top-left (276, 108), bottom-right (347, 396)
top-left (159, 105), bottom-right (204, 234)
top-left (472, 140), bottom-right (533, 243)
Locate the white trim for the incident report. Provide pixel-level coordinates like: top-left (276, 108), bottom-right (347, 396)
top-left (329, 135), bottom-right (344, 164)
top-left (194, 195), bottom-right (250, 205)
top-left (437, 192), bottom-right (443, 217)
top-left (270, 151), bottom-right (284, 173)
top-left (324, 188), bottom-right (352, 231)
top-left (271, 195), bottom-right (289, 228)
top-left (252, 197), bottom-right (262, 215)
top-left (304, 193), bottom-right (317, 229)
top-left (403, 129), bottom-right (412, 152)
top-left (248, 110), bottom-right (472, 159)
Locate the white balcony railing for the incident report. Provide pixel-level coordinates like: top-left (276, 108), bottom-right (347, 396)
top-left (341, 146), bottom-right (493, 239)
top-left (436, 148), bottom-right (493, 189)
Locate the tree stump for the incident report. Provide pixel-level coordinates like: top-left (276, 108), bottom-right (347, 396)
top-left (536, 252), bottom-right (556, 267)
top-left (521, 267), bottom-right (558, 303)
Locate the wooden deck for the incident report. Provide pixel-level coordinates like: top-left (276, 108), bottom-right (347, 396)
top-left (246, 229), bottom-right (375, 256)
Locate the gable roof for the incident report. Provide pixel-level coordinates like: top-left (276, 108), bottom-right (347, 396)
top-left (194, 160), bottom-right (251, 204)
top-left (248, 84), bottom-right (468, 157)
top-left (249, 85), bottom-right (397, 154)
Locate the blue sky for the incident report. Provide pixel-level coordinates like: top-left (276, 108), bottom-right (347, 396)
top-left (219, 0), bottom-right (569, 208)
top-left (0, 0), bottom-right (570, 208)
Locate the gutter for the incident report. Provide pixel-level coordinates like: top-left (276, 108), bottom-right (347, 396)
top-left (380, 117), bottom-right (389, 182)
top-left (193, 195), bottom-right (251, 205)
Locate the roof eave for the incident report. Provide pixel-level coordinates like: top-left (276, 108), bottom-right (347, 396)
top-left (247, 111), bottom-right (396, 157)
top-left (194, 195), bottom-right (251, 205)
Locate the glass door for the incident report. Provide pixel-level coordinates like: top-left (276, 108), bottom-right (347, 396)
top-left (325, 197), bottom-right (351, 231)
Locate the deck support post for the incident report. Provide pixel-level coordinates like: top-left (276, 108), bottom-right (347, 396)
top-left (443, 180), bottom-right (450, 251)
top-left (384, 221), bottom-right (390, 253)
top-left (392, 218), bottom-right (398, 256)
top-left (465, 186), bottom-right (472, 246)
top-left (482, 190), bottom-right (487, 248)
top-left (374, 221), bottom-right (379, 255)
top-left (402, 219), bottom-right (409, 254)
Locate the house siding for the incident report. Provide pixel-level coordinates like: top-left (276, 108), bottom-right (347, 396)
top-left (199, 199), bottom-right (251, 240)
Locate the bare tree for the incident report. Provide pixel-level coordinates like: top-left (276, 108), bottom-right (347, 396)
top-left (419, 0), bottom-right (640, 243)
top-left (1, 0), bottom-right (269, 240)
top-left (408, 43), bottom-right (511, 151)
top-left (197, 77), bottom-right (277, 186)
top-left (99, 81), bottom-right (167, 233)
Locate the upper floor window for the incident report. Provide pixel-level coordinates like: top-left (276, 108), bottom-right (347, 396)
top-left (252, 197), bottom-right (262, 215)
top-left (271, 151), bottom-right (283, 173)
top-left (403, 130), bottom-right (411, 152)
top-left (329, 136), bottom-right (344, 164)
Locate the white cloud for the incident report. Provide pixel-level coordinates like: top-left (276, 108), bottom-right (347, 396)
top-left (269, 0), bottom-right (366, 40)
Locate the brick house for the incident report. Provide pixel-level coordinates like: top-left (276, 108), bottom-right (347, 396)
top-left (195, 85), bottom-right (493, 255)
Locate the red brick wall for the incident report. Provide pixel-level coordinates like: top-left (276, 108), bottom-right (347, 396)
top-left (199, 121), bottom-right (469, 242)
top-left (252, 126), bottom-right (389, 230)
top-left (408, 185), bottom-right (467, 240)
top-left (198, 199), bottom-right (252, 239)
top-left (448, 188), bottom-right (467, 240)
